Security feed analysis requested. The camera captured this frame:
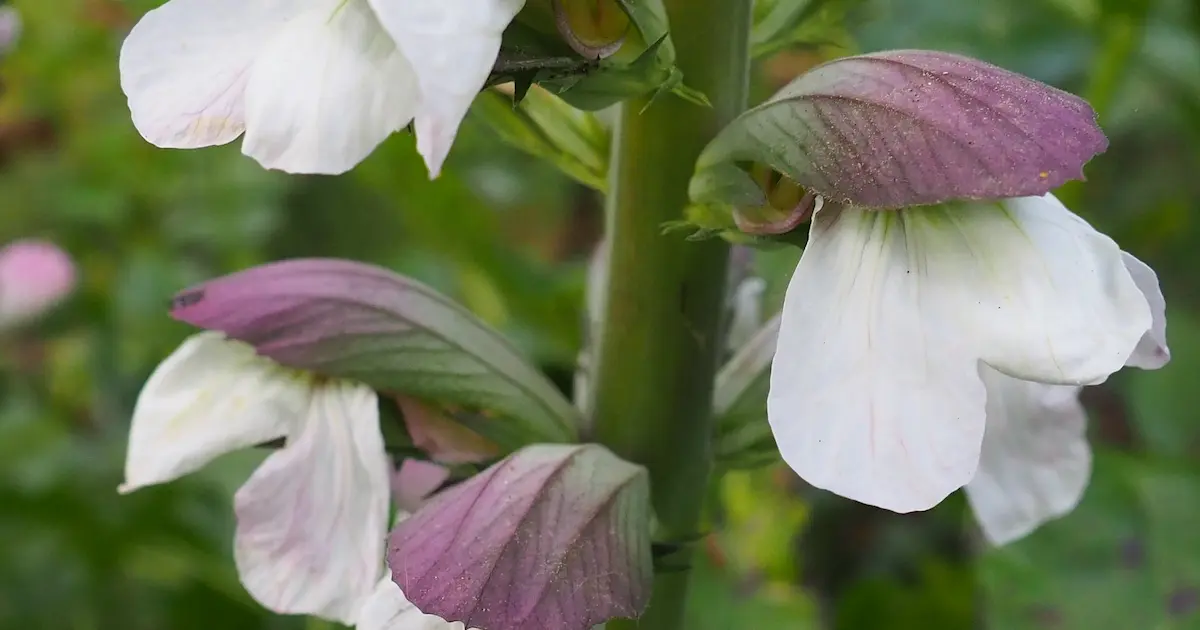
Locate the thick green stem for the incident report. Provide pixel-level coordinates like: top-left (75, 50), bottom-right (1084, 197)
top-left (589, 1), bottom-right (752, 628)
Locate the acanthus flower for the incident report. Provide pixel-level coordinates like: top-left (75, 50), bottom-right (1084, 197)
top-left (119, 0), bottom-right (525, 176)
top-left (766, 193), bottom-right (1169, 524)
top-left (763, 192), bottom-right (1166, 520)
top-left (120, 332), bottom-right (391, 625)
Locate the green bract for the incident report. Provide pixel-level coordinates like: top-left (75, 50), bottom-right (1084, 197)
top-left (498, 0), bottom-right (706, 112)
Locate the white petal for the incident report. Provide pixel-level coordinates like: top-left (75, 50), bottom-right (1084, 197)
top-left (120, 332), bottom-right (309, 494)
top-left (118, 0), bottom-right (301, 148)
top-left (769, 195), bottom-right (1148, 514)
top-left (369, 0), bottom-right (525, 176)
top-left (358, 577), bottom-right (468, 630)
top-left (966, 367), bottom-right (1090, 546)
top-left (234, 381), bottom-right (389, 625)
top-left (953, 195), bottom-right (1151, 384)
top-left (241, 1), bottom-right (419, 174)
top-left (768, 207), bottom-right (988, 513)
top-left (1121, 252), bottom-right (1170, 370)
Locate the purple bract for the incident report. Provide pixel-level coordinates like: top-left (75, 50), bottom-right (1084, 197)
top-left (386, 444), bottom-right (652, 630)
top-left (693, 49), bottom-right (1108, 209)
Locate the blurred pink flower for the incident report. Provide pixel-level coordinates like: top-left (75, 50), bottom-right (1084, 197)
top-left (0, 239), bottom-right (77, 329)
top-left (0, 6), bottom-right (20, 55)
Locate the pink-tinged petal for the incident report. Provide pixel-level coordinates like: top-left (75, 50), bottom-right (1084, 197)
top-left (397, 396), bottom-right (501, 464)
top-left (0, 239), bottom-right (76, 329)
top-left (966, 368), bottom-right (1090, 546)
top-left (391, 459), bottom-right (451, 514)
top-left (387, 444), bottom-right (652, 630)
top-left (120, 333), bottom-right (309, 493)
top-left (169, 258), bottom-right (579, 446)
top-left (1121, 252), bottom-right (1170, 370)
top-left (359, 576), bottom-right (472, 630)
top-left (118, 0), bottom-right (304, 148)
top-left (234, 380), bottom-right (389, 625)
top-left (368, 0), bottom-right (525, 177)
top-left (241, 1), bottom-right (419, 174)
top-left (694, 50), bottom-right (1108, 209)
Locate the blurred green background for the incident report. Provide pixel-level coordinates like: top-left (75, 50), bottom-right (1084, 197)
top-left (2, 0), bottom-right (1198, 628)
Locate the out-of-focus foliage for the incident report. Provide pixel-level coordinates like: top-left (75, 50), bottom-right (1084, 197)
top-left (1, 0), bottom-right (1198, 628)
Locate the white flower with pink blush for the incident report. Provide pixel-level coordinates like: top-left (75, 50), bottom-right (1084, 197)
top-left (120, 333), bottom-right (391, 625)
top-left (766, 194), bottom-right (1170, 543)
top-left (118, 0), bottom-right (525, 176)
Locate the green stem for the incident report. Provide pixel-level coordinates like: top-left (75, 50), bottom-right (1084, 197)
top-left (589, 1), bottom-right (752, 628)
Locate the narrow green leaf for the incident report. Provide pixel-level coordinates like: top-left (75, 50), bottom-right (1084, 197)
top-left (712, 315), bottom-right (781, 469)
top-left (752, 0), bottom-right (820, 54)
top-left (750, 0), bottom-right (856, 59)
top-left (472, 87), bottom-right (610, 191)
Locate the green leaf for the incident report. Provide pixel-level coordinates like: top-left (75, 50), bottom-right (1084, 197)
top-left (712, 315), bottom-right (781, 469)
top-left (616, 0), bottom-right (675, 62)
top-left (471, 87), bottom-right (610, 192)
top-left (982, 452), bottom-right (1200, 629)
top-left (752, 0), bottom-right (823, 56)
top-left (751, 0), bottom-right (860, 59)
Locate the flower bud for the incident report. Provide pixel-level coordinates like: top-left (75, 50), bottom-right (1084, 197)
top-left (732, 165), bottom-right (819, 235)
top-left (514, 0), bottom-right (629, 60)
top-left (553, 0), bottom-right (630, 59)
